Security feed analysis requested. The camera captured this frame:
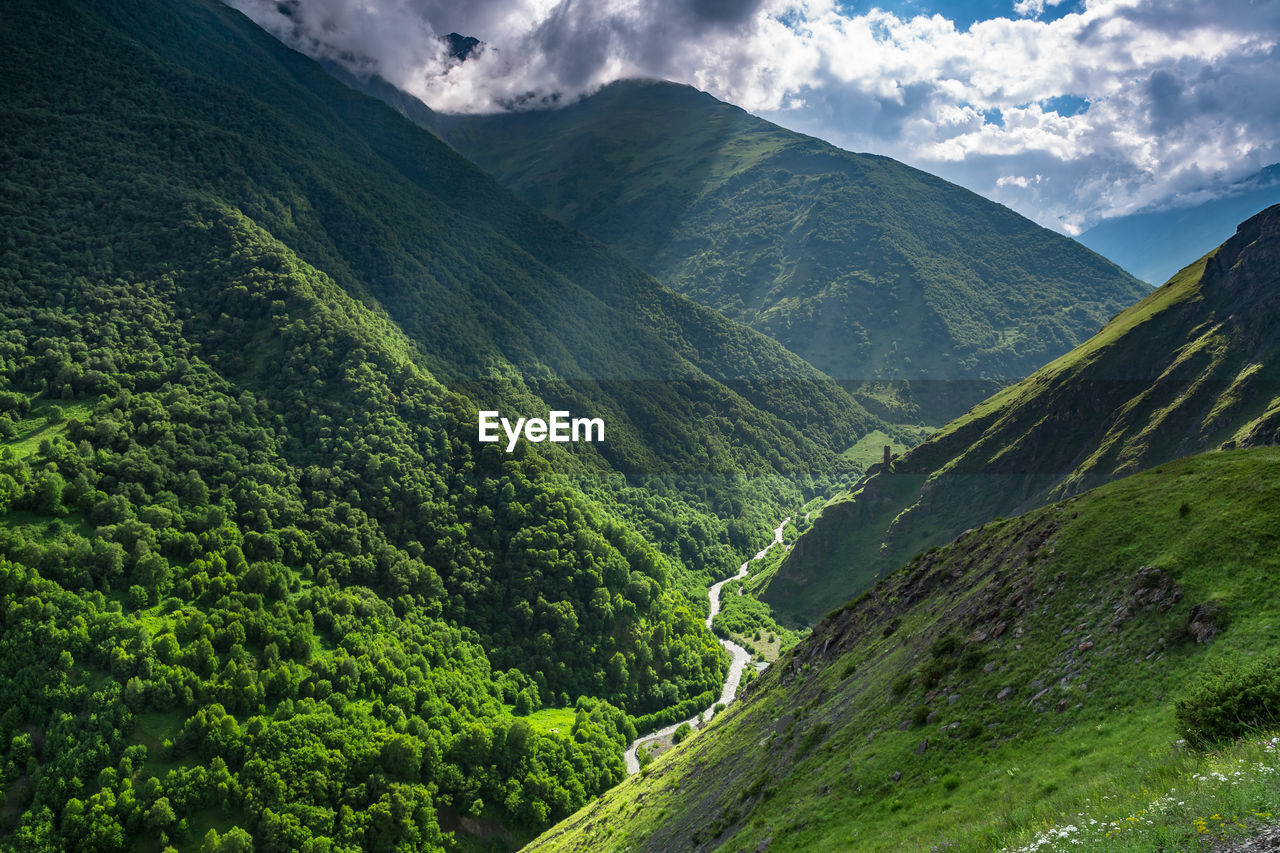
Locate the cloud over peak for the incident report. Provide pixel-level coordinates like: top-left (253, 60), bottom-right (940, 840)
top-left (225, 0), bottom-right (1280, 233)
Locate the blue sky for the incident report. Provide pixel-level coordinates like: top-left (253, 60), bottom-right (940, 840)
top-left (836, 0), bottom-right (1080, 28)
top-left (229, 0), bottom-right (1280, 234)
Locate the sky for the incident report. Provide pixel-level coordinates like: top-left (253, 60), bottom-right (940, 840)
top-left (228, 0), bottom-right (1280, 235)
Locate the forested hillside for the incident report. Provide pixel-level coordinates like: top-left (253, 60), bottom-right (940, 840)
top-left (0, 0), bottom-right (884, 849)
top-left (766, 205), bottom-right (1280, 625)
top-left (427, 80), bottom-right (1147, 422)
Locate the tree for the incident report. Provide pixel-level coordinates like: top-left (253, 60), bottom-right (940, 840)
top-left (145, 797), bottom-right (176, 830)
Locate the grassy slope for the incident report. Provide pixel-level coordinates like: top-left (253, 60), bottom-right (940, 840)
top-left (527, 447), bottom-right (1280, 852)
top-left (766, 205), bottom-right (1280, 624)
top-left (429, 80), bottom-right (1146, 420)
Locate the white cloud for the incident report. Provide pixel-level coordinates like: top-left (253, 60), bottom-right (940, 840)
top-left (223, 0), bottom-right (1280, 233)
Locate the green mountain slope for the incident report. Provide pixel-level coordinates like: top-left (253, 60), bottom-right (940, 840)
top-left (766, 204), bottom-right (1280, 624)
top-left (1078, 165), bottom-right (1280, 284)
top-left (0, 0), bottom-right (885, 849)
top-left (426, 80), bottom-right (1147, 422)
top-left (526, 446), bottom-right (1280, 852)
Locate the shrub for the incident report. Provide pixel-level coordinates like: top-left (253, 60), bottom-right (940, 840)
top-left (919, 656), bottom-right (953, 688)
top-left (672, 722), bottom-right (693, 744)
top-left (797, 721), bottom-right (830, 756)
top-left (957, 644), bottom-right (984, 672)
top-left (1175, 649), bottom-right (1280, 746)
top-left (930, 635), bottom-right (960, 659)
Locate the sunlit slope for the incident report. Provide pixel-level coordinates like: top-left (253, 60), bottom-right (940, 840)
top-left (0, 0), bottom-right (897, 848)
top-left (766, 204), bottom-right (1280, 624)
top-left (527, 446), bottom-right (1280, 852)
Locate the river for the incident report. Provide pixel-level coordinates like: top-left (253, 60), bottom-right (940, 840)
top-left (623, 517), bottom-right (790, 774)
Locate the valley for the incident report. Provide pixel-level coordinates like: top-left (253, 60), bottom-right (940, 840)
top-left (0, 1), bottom-right (1277, 852)
top-left (624, 517), bottom-right (790, 775)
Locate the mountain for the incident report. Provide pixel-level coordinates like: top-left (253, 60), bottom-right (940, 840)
top-left (424, 80), bottom-right (1147, 423)
top-left (1078, 165), bottom-right (1280, 284)
top-left (525, 445), bottom-right (1280, 851)
top-left (764, 204), bottom-right (1280, 625)
top-left (442, 33), bottom-right (481, 62)
top-left (0, 0), bottom-right (888, 848)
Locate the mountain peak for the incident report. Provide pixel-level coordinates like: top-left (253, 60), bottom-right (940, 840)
top-left (441, 32), bottom-right (481, 62)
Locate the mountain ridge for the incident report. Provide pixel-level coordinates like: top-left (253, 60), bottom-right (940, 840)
top-left (0, 0), bottom-right (901, 848)
top-left (1078, 165), bottom-right (1280, 284)
top-left (420, 78), bottom-right (1148, 422)
top-left (765, 203), bottom-right (1280, 624)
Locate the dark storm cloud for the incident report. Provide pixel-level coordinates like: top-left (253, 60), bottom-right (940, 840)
top-left (1145, 70), bottom-right (1183, 133)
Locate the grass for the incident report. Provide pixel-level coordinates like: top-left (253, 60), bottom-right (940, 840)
top-left (731, 629), bottom-right (783, 664)
top-left (524, 707), bottom-right (579, 737)
top-left (999, 735), bottom-right (1280, 851)
top-left (3, 399), bottom-right (93, 457)
top-left (840, 429), bottom-right (913, 468)
top-left (714, 536), bottom-right (808, 657)
top-left (936, 252), bottom-right (1212, 441)
top-left (763, 238), bottom-right (1280, 627)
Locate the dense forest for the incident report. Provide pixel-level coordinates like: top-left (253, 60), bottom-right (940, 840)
top-left (0, 0), bottom-right (890, 849)
top-left (0, 191), bottom-right (723, 849)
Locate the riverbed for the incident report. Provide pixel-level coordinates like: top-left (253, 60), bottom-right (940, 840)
top-left (623, 517), bottom-right (790, 774)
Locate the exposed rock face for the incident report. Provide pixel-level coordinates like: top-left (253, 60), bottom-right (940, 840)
top-left (1188, 601), bottom-right (1224, 643)
top-left (1112, 565), bottom-right (1182, 629)
top-left (1214, 824), bottom-right (1280, 852)
top-left (442, 32), bottom-right (481, 62)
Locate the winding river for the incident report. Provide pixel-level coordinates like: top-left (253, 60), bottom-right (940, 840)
top-left (623, 517), bottom-right (791, 774)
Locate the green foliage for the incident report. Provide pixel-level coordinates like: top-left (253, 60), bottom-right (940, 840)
top-left (1175, 649), bottom-right (1280, 747)
top-left (0, 0), bottom-right (886, 848)
top-left (523, 448), bottom-right (1280, 852)
top-left (671, 723), bottom-right (693, 745)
